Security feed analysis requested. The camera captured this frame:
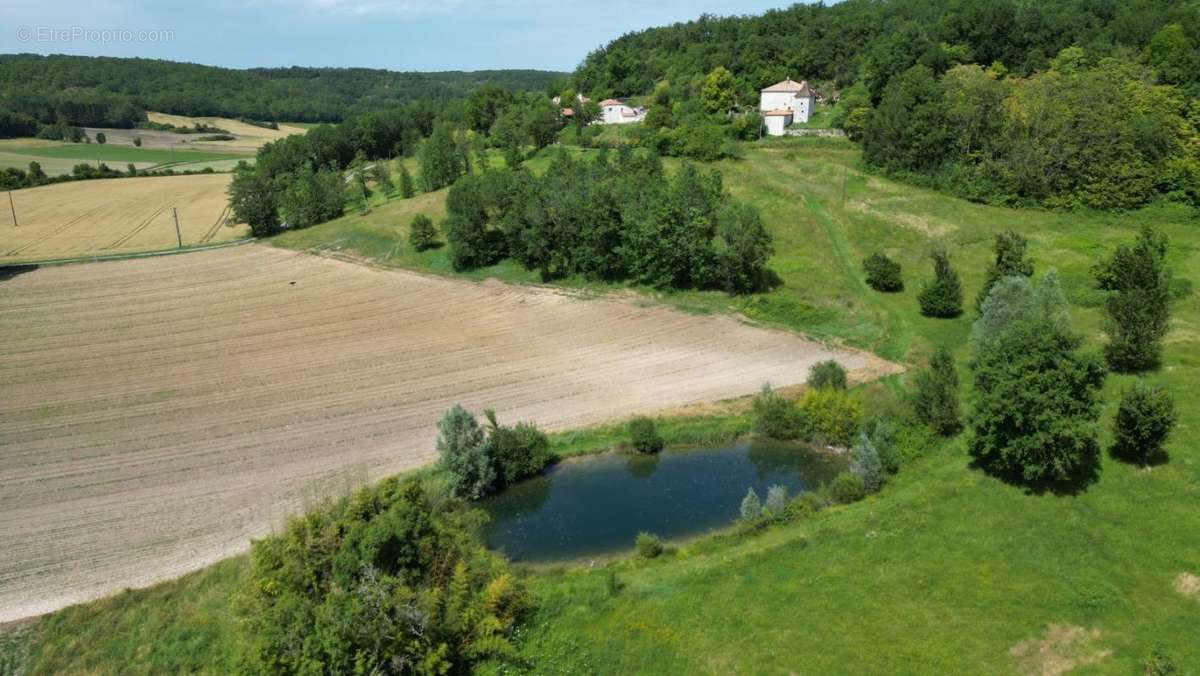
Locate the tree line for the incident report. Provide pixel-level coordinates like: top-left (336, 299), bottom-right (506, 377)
top-left (573, 0), bottom-right (1199, 103)
top-left (0, 54), bottom-right (563, 134)
top-left (442, 149), bottom-right (775, 293)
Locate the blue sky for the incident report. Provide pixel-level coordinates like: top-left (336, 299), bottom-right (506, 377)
top-left (2, 0), bottom-right (789, 72)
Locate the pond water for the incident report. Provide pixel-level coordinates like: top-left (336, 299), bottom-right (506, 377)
top-left (480, 440), bottom-right (846, 563)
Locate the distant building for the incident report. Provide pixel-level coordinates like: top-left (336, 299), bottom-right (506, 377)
top-left (762, 109), bottom-right (794, 136)
top-left (552, 93), bottom-right (589, 118)
top-left (759, 78), bottom-right (816, 135)
top-left (597, 99), bottom-right (646, 125)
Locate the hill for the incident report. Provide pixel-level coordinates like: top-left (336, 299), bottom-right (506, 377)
top-left (7, 138), bottom-right (1198, 673)
top-left (573, 0), bottom-right (1200, 101)
top-left (0, 54), bottom-right (565, 127)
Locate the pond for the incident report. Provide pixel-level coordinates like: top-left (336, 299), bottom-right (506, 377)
top-left (479, 440), bottom-right (846, 563)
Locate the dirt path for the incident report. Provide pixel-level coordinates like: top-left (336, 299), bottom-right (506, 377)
top-left (0, 245), bottom-right (899, 621)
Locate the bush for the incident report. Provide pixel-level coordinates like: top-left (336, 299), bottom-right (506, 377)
top-left (628, 416), bottom-right (664, 454)
top-left (975, 230), bottom-right (1034, 311)
top-left (829, 472), bottom-right (867, 503)
top-left (863, 253), bottom-right (903, 292)
top-left (798, 388), bottom-right (863, 446)
top-left (752, 384), bottom-right (810, 440)
top-left (1111, 384), bottom-right (1176, 466)
top-left (243, 477), bottom-right (529, 674)
top-left (911, 345), bottom-right (962, 436)
top-left (1142, 646), bottom-right (1179, 675)
top-left (918, 246), bottom-right (964, 318)
top-left (437, 404), bottom-right (495, 499)
top-left (850, 432), bottom-right (885, 493)
top-left (409, 213), bottom-right (439, 251)
top-left (485, 410), bottom-right (552, 488)
top-left (865, 418), bottom-right (900, 474)
top-left (808, 359), bottom-right (848, 391)
top-left (785, 491), bottom-right (827, 520)
top-left (635, 532), bottom-right (664, 558)
top-left (764, 485), bottom-right (788, 516)
top-left (739, 488), bottom-right (763, 521)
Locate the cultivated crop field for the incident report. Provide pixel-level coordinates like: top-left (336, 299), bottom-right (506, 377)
top-left (0, 174), bottom-right (247, 262)
top-left (0, 244), bottom-right (895, 621)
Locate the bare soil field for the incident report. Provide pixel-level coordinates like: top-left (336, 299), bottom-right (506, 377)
top-left (0, 174), bottom-right (247, 262)
top-left (0, 245), bottom-right (898, 621)
top-left (143, 112), bottom-right (307, 151)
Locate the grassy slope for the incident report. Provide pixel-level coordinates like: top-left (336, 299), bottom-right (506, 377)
top-left (10, 138), bottom-right (1200, 673)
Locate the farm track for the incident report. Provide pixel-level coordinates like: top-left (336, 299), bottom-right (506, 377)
top-left (0, 245), bottom-right (900, 621)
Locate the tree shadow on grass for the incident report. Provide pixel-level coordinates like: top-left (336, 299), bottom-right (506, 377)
top-left (967, 455), bottom-right (1101, 497)
top-left (0, 264), bottom-right (38, 283)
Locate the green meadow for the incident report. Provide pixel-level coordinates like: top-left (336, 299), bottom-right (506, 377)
top-left (0, 141), bottom-right (245, 174)
top-left (8, 138), bottom-right (1199, 673)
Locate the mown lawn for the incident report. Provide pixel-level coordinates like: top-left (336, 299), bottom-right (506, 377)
top-left (10, 138), bottom-right (1199, 674)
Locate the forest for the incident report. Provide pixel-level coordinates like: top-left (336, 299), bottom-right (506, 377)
top-left (0, 54), bottom-right (563, 128)
top-left (570, 0), bottom-right (1200, 208)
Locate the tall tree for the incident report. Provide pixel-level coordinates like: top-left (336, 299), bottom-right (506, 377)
top-left (969, 273), bottom-right (1105, 486)
top-left (976, 230), bottom-right (1034, 311)
top-left (1100, 226), bottom-right (1171, 372)
top-left (418, 123), bottom-right (464, 192)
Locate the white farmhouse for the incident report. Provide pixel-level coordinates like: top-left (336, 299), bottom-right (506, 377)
top-left (597, 98), bottom-right (646, 124)
top-left (759, 78), bottom-right (816, 135)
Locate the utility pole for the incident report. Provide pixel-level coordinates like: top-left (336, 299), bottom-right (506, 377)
top-left (172, 207), bottom-right (182, 248)
top-left (8, 190), bottom-right (16, 227)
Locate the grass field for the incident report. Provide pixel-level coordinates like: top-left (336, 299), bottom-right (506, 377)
top-left (0, 141), bottom-right (244, 169)
top-left (6, 138), bottom-right (1200, 674)
top-left (0, 174), bottom-right (247, 261)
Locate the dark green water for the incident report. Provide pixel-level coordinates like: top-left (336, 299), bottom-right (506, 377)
top-left (479, 440), bottom-right (845, 562)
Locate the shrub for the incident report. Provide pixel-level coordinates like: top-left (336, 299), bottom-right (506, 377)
top-left (1111, 384), bottom-right (1176, 466)
top-left (808, 359), bottom-right (848, 391)
top-left (785, 491), bottom-right (827, 520)
top-left (918, 246), bottom-right (963, 318)
top-left (398, 164), bottom-right (415, 198)
top-left (739, 488), bottom-right (763, 521)
top-left (752, 384), bottom-right (809, 440)
top-left (635, 532), bottom-right (664, 559)
top-left (975, 230), bottom-right (1034, 311)
top-left (243, 478), bottom-right (529, 674)
top-left (95, 131), bottom-right (106, 144)
top-left (436, 404), bottom-right (495, 499)
top-left (850, 432), bottom-right (885, 493)
top-left (409, 213), bottom-right (439, 251)
top-left (764, 485), bottom-right (788, 516)
top-left (829, 472), bottom-right (866, 503)
top-left (865, 418), bottom-right (899, 474)
top-left (799, 388), bottom-right (863, 446)
top-left (628, 416), bottom-right (665, 454)
top-left (485, 410), bottom-right (551, 488)
top-left (1142, 646), bottom-right (1179, 675)
top-left (911, 346), bottom-right (962, 436)
top-left (132, 136), bottom-right (142, 147)
top-left (863, 252), bottom-right (903, 292)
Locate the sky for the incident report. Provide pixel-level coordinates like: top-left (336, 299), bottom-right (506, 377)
top-left (2, 0), bottom-right (790, 73)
